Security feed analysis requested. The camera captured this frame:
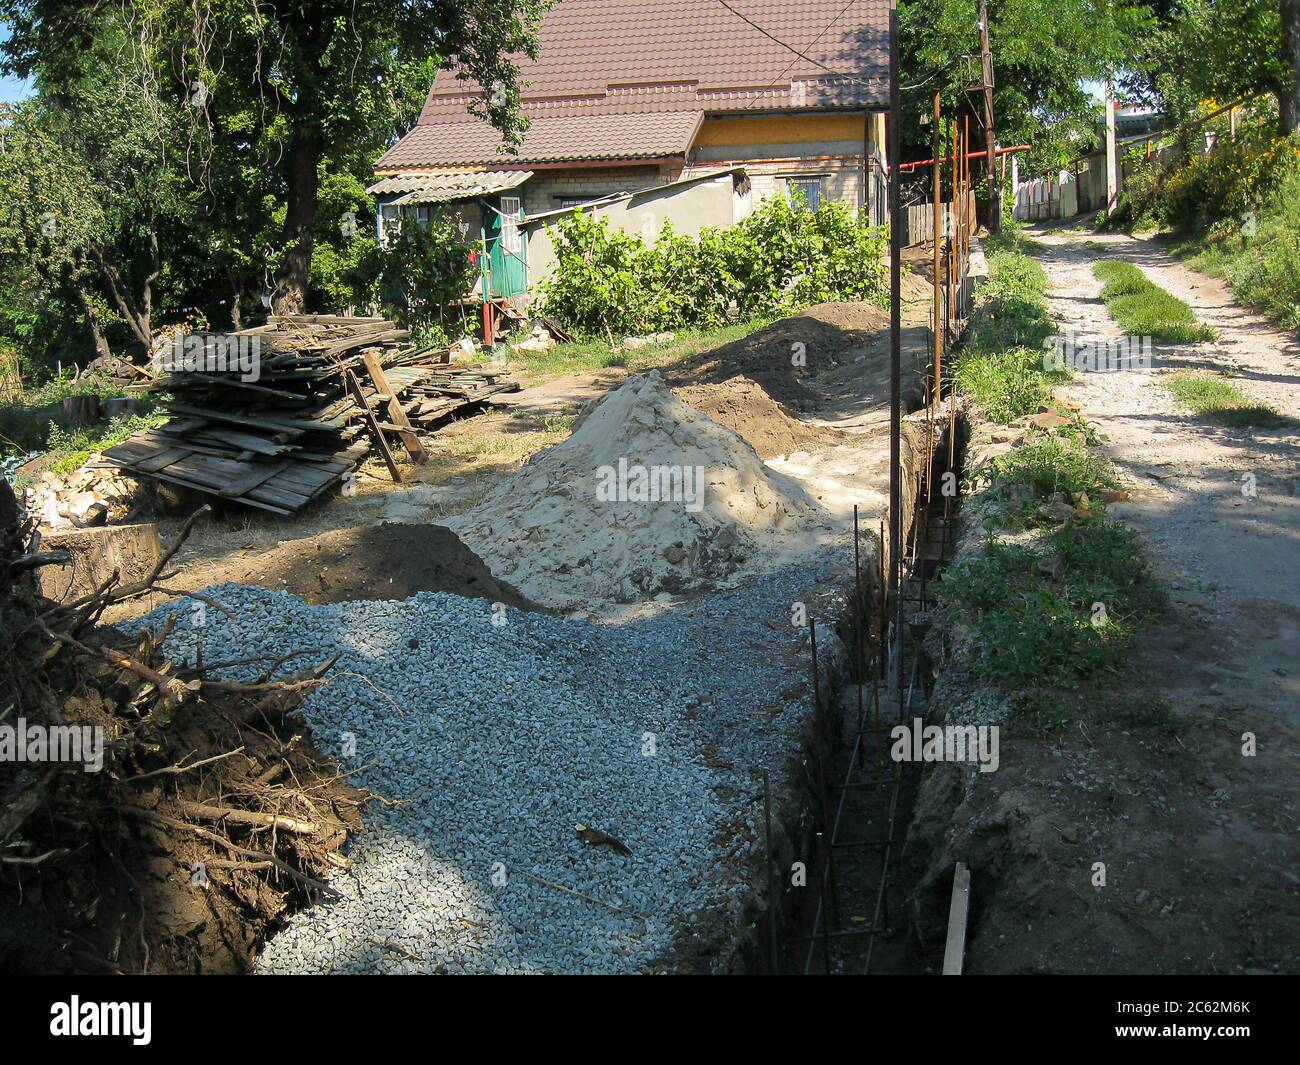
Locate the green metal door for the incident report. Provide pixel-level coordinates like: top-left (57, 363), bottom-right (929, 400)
top-left (487, 195), bottom-right (527, 297)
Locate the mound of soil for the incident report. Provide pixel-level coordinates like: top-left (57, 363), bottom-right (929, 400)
top-left (160, 523), bottom-right (541, 611)
top-left (671, 301), bottom-right (891, 414)
top-left (671, 378), bottom-right (842, 459)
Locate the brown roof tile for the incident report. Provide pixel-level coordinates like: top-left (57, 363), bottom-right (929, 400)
top-left (420, 0), bottom-right (888, 119)
top-left (379, 1), bottom-right (887, 171)
top-left (376, 111), bottom-right (703, 170)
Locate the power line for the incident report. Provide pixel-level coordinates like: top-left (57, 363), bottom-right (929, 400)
top-left (713, 0), bottom-right (870, 84)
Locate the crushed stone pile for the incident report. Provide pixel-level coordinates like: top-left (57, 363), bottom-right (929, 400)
top-left (447, 371), bottom-right (830, 610)
top-left (127, 563), bottom-right (844, 974)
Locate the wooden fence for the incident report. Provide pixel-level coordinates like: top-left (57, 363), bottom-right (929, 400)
top-left (901, 189), bottom-right (977, 246)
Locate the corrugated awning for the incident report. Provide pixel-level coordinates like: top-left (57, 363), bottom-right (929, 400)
top-left (366, 170), bottom-right (533, 203)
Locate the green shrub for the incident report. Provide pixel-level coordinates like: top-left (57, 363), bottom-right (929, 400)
top-left (536, 194), bottom-right (888, 339)
top-left (1162, 132), bottom-right (1300, 231)
top-left (358, 213), bottom-right (478, 341)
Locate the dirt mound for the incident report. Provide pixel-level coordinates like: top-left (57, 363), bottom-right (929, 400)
top-left (671, 378), bottom-right (842, 459)
top-left (670, 301), bottom-right (891, 413)
top-left (155, 523), bottom-right (540, 611)
top-left (449, 371), bottom-right (830, 609)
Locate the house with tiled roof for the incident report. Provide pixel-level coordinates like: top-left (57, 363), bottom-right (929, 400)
top-left (369, 0), bottom-right (890, 298)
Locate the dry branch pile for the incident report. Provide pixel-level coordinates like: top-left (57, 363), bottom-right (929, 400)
top-left (0, 487), bottom-right (368, 974)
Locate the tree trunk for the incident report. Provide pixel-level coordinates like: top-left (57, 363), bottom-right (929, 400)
top-left (70, 280), bottom-right (112, 361)
top-left (273, 126), bottom-right (323, 314)
top-left (1282, 0), bottom-right (1300, 134)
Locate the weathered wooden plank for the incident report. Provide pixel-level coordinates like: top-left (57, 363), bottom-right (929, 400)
top-left (342, 368), bottom-right (401, 483)
top-left (135, 447), bottom-right (192, 474)
top-left (219, 460), bottom-right (293, 499)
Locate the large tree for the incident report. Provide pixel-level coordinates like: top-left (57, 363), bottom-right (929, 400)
top-left (0, 26), bottom-right (191, 360)
top-left (900, 0), bottom-right (1154, 189)
top-left (1137, 0), bottom-right (1300, 133)
top-left (2, 1), bottom-right (547, 313)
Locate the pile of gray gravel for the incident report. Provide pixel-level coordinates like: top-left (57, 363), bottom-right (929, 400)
top-left (128, 564), bottom-right (846, 974)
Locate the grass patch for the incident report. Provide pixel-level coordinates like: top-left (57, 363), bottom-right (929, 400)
top-left (1093, 259), bottom-right (1217, 343)
top-left (419, 409), bottom-right (575, 483)
top-left (952, 227), bottom-right (1066, 423)
top-left (987, 437), bottom-right (1119, 527)
top-left (952, 346), bottom-right (1066, 424)
top-left (941, 518), bottom-right (1166, 692)
top-left (1163, 371), bottom-right (1283, 427)
top-left (507, 318), bottom-right (775, 383)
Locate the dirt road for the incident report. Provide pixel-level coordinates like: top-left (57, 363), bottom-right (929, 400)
top-left (1032, 227), bottom-right (1299, 723)
top-left (979, 226), bottom-right (1300, 972)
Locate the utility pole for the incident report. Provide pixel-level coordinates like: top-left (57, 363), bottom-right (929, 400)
top-left (1105, 73), bottom-right (1118, 213)
top-left (932, 90), bottom-right (942, 404)
top-left (888, 0), bottom-right (903, 712)
top-left (979, 0), bottom-right (999, 234)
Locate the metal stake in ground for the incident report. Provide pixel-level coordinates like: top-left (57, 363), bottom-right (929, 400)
top-left (853, 505), bottom-right (865, 746)
top-left (809, 618), bottom-right (840, 930)
top-left (763, 767), bottom-right (779, 975)
top-left (888, 0), bottom-right (904, 717)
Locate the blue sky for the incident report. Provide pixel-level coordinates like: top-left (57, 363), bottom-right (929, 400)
top-left (0, 24), bottom-right (32, 104)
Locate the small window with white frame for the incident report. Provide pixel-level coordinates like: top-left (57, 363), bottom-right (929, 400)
top-left (379, 203), bottom-right (400, 246)
top-left (499, 195), bottom-right (523, 254)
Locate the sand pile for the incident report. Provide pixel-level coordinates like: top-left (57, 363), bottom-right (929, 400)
top-left (448, 371), bottom-right (829, 609)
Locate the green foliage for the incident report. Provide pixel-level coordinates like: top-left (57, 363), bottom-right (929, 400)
top-left (0, 1), bottom-right (544, 354)
top-left (536, 195), bottom-right (888, 340)
top-left (953, 346), bottom-right (1057, 423)
top-left (1111, 117), bottom-right (1300, 233)
top-left (1093, 260), bottom-right (1217, 342)
top-left (1163, 371), bottom-right (1284, 427)
top-left (42, 410), bottom-right (167, 476)
top-left (361, 215), bottom-right (477, 341)
top-left (24, 370), bottom-right (129, 407)
top-left (1137, 0), bottom-right (1290, 131)
top-left (988, 437), bottom-right (1119, 526)
top-left (1162, 132), bottom-right (1300, 229)
top-left (940, 519), bottom-right (1166, 690)
top-left (1175, 168), bottom-right (1300, 329)
top-left (901, 0), bottom-right (1153, 172)
top-left (952, 232), bottom-right (1065, 422)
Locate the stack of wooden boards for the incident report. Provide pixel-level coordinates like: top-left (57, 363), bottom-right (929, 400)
top-left (104, 315), bottom-right (517, 514)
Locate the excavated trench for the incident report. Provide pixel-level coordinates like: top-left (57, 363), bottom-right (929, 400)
top-left (737, 402), bottom-right (972, 975)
